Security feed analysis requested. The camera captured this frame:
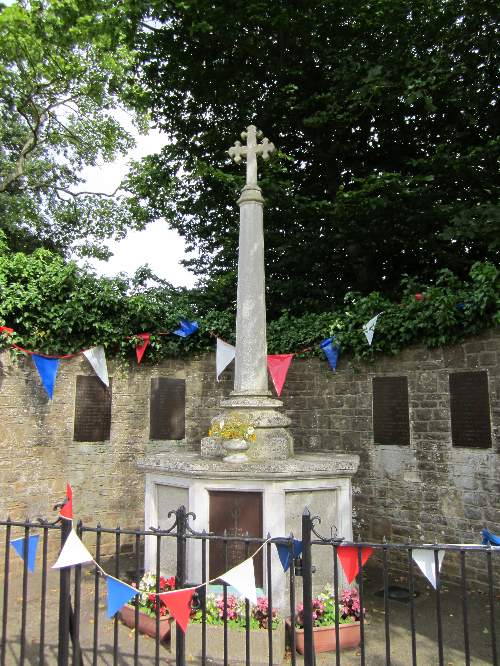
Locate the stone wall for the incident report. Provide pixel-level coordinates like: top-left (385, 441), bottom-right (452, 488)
top-left (0, 351), bottom-right (232, 559)
top-left (281, 328), bottom-right (500, 586)
top-left (1, 329), bottom-right (499, 581)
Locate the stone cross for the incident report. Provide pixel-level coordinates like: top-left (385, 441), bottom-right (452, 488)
top-left (228, 125), bottom-right (275, 187)
top-left (215, 123), bottom-right (292, 462)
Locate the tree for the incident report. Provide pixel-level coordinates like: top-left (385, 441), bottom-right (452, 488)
top-left (0, 0), bottom-right (151, 258)
top-left (128, 0), bottom-right (500, 316)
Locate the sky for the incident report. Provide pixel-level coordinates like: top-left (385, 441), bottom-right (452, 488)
top-left (75, 113), bottom-right (196, 289)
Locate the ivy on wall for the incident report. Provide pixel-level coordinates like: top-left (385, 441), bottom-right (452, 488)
top-left (0, 232), bottom-right (499, 364)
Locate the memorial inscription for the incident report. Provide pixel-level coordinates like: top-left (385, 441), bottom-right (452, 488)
top-left (149, 377), bottom-right (185, 440)
top-left (209, 491), bottom-right (263, 587)
top-left (449, 371), bottom-right (492, 448)
top-left (73, 375), bottom-right (112, 442)
top-left (372, 376), bottom-right (410, 446)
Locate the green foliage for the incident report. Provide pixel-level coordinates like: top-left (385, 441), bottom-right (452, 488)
top-left (0, 232), bottom-right (200, 360)
top-left (126, 0), bottom-right (500, 316)
top-left (0, 0), bottom-right (152, 258)
top-left (0, 236), bottom-right (498, 363)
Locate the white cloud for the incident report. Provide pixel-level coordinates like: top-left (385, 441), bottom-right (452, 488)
top-left (85, 219), bottom-right (196, 288)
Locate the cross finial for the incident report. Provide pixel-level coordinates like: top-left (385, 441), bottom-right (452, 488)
top-left (228, 125), bottom-right (275, 187)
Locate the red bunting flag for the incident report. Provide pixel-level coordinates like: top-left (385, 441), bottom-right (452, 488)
top-left (59, 482), bottom-right (73, 521)
top-left (267, 354), bottom-right (294, 397)
top-left (159, 587), bottom-right (196, 633)
top-left (337, 546), bottom-right (373, 584)
top-left (135, 333), bottom-right (151, 364)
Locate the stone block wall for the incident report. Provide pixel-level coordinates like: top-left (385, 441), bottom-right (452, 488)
top-left (0, 351), bottom-right (232, 561)
top-left (1, 329), bottom-right (499, 583)
top-left (279, 329), bottom-right (500, 586)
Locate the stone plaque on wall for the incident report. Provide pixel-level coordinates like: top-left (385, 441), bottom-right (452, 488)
top-left (150, 378), bottom-right (185, 440)
top-left (209, 491), bottom-right (263, 587)
top-left (372, 376), bottom-right (410, 446)
top-left (449, 371), bottom-right (492, 448)
top-left (73, 375), bottom-right (112, 442)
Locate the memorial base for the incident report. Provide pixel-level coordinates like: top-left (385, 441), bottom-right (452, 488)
top-left (138, 448), bottom-right (360, 610)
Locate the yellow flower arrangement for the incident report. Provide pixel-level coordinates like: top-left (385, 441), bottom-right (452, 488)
top-left (208, 413), bottom-right (257, 443)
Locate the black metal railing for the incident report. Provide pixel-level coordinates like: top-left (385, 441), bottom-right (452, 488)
top-left (0, 507), bottom-right (498, 665)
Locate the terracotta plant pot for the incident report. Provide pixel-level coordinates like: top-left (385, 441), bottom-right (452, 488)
top-left (119, 604), bottom-right (172, 641)
top-left (286, 619), bottom-right (360, 654)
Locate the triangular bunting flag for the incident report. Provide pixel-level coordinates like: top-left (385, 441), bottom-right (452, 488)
top-left (412, 549), bottom-right (445, 589)
top-left (159, 587), bottom-right (196, 633)
top-left (105, 575), bottom-right (139, 618)
top-left (320, 338), bottom-right (340, 371)
top-left (267, 354), bottom-right (294, 397)
top-left (337, 546), bottom-right (374, 584)
top-left (362, 313), bottom-right (382, 346)
top-left (59, 482), bottom-right (73, 521)
top-left (482, 528), bottom-right (500, 546)
top-left (216, 338), bottom-right (235, 381)
top-left (10, 534), bottom-right (40, 572)
top-left (173, 319), bottom-right (199, 338)
top-left (275, 539), bottom-right (302, 572)
top-left (52, 530), bottom-right (94, 569)
top-left (135, 333), bottom-right (151, 364)
top-left (32, 354), bottom-right (60, 399)
top-left (220, 557), bottom-right (257, 604)
top-left (83, 346), bottom-right (109, 386)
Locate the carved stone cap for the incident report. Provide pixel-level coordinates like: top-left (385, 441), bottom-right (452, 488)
top-left (138, 449), bottom-right (360, 479)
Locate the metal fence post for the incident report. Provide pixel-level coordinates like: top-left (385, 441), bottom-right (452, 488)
top-left (176, 505), bottom-right (188, 666)
top-left (301, 508), bottom-right (315, 666)
top-left (58, 518), bottom-right (71, 666)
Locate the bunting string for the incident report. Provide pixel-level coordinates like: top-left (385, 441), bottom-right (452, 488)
top-left (11, 482), bottom-right (499, 633)
top-left (0, 307), bottom-right (449, 396)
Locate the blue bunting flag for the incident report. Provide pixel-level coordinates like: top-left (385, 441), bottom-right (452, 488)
top-left (482, 528), bottom-right (500, 546)
top-left (275, 539), bottom-right (303, 572)
top-left (320, 337), bottom-right (340, 371)
top-left (10, 534), bottom-right (40, 572)
top-left (32, 355), bottom-right (60, 399)
top-left (105, 575), bottom-right (139, 618)
top-left (173, 319), bottom-right (199, 338)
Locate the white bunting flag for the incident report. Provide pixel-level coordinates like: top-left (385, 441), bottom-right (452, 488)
top-left (52, 530), bottom-right (94, 569)
top-left (219, 556), bottom-right (257, 605)
top-left (83, 346), bottom-right (109, 386)
top-left (362, 313), bottom-right (382, 346)
top-left (412, 549), bottom-right (445, 589)
top-left (216, 338), bottom-right (236, 381)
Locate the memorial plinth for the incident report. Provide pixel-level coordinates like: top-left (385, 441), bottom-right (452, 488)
top-left (138, 448), bottom-right (360, 608)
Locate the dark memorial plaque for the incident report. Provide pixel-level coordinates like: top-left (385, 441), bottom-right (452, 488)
top-left (449, 371), bottom-right (492, 448)
top-left (74, 376), bottom-right (112, 442)
top-left (149, 378), bottom-right (185, 440)
top-left (209, 491), bottom-right (263, 588)
top-left (372, 376), bottom-right (410, 446)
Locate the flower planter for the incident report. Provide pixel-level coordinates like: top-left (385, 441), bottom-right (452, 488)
top-left (286, 619), bottom-right (360, 654)
top-left (119, 605), bottom-right (172, 642)
top-left (171, 621), bottom-right (285, 665)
